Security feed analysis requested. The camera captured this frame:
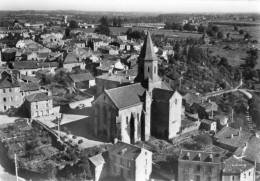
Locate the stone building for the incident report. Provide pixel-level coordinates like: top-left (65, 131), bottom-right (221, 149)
top-left (108, 141), bottom-right (152, 181)
top-left (93, 31), bottom-right (182, 143)
top-left (0, 74), bottom-right (22, 112)
top-left (24, 92), bottom-right (54, 118)
top-left (222, 156), bottom-right (255, 181)
top-left (178, 149), bottom-right (223, 181)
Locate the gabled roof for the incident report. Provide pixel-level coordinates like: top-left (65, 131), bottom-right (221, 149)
top-left (69, 72), bottom-right (94, 82)
top-left (20, 82), bottom-right (40, 92)
top-left (214, 126), bottom-right (252, 149)
top-left (105, 83), bottom-right (145, 110)
top-left (64, 53), bottom-right (79, 64)
top-left (25, 92), bottom-right (51, 102)
top-left (0, 76), bottom-right (20, 89)
top-left (139, 31), bottom-right (157, 61)
top-left (109, 141), bottom-right (143, 160)
top-left (222, 156), bottom-right (254, 175)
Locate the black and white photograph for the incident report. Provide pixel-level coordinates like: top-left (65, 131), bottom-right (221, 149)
top-left (0, 0), bottom-right (259, 180)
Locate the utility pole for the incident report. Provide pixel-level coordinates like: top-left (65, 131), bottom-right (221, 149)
top-left (15, 154), bottom-right (18, 181)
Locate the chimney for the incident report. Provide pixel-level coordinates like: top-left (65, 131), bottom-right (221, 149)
top-left (113, 138), bottom-right (118, 144)
top-left (209, 154), bottom-right (213, 161)
top-left (198, 153), bottom-right (201, 160)
top-left (187, 152), bottom-right (190, 159)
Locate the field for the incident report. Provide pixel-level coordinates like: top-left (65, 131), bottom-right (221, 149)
top-left (81, 27), bottom-right (202, 39)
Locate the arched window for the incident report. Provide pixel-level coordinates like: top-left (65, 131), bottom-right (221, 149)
top-left (154, 66), bottom-right (157, 74)
top-left (147, 67), bottom-right (150, 73)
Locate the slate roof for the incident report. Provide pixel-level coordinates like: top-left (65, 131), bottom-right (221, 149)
top-left (89, 154), bottom-right (105, 167)
top-left (69, 72), bottom-right (94, 82)
top-left (234, 136), bottom-right (260, 164)
top-left (152, 88), bottom-right (174, 102)
top-left (25, 92), bottom-right (51, 102)
top-left (64, 53), bottom-right (79, 64)
top-left (109, 141), bottom-right (142, 159)
top-left (13, 61), bottom-right (58, 69)
top-left (139, 31), bottom-right (157, 61)
top-left (222, 156), bottom-right (254, 175)
top-left (0, 76), bottom-right (20, 89)
top-left (179, 149), bottom-right (223, 163)
top-left (105, 83), bottom-right (145, 110)
top-left (214, 126), bottom-right (252, 149)
top-left (20, 82), bottom-right (40, 92)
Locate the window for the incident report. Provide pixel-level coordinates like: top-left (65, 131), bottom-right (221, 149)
top-left (147, 67), bottom-right (150, 72)
top-left (137, 113), bottom-right (140, 121)
top-left (9, 88), bottom-right (12, 92)
top-left (195, 175), bottom-right (200, 181)
top-left (46, 103), bottom-right (48, 107)
top-left (126, 116), bottom-right (129, 125)
top-left (10, 97), bottom-right (13, 101)
top-left (195, 165), bottom-right (200, 172)
top-left (3, 89), bottom-right (6, 93)
top-left (154, 66), bottom-right (156, 74)
top-left (249, 171), bottom-right (251, 176)
top-left (3, 97), bottom-right (6, 102)
top-left (36, 105), bottom-right (38, 109)
top-left (4, 106), bottom-right (7, 111)
top-left (175, 99), bottom-right (178, 105)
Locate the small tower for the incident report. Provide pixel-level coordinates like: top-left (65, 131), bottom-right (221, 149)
top-left (135, 31), bottom-right (161, 91)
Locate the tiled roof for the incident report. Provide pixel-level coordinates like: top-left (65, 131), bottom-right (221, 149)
top-left (139, 31), bottom-right (157, 62)
top-left (0, 76), bottom-right (20, 89)
top-left (105, 83), bottom-right (145, 110)
top-left (214, 126), bottom-right (252, 149)
top-left (222, 156), bottom-right (254, 174)
top-left (20, 82), bottom-right (40, 92)
top-left (235, 136), bottom-right (260, 164)
top-left (64, 53), bottom-right (79, 64)
top-left (152, 88), bottom-right (174, 102)
top-left (109, 141), bottom-right (142, 159)
top-left (25, 92), bottom-right (51, 102)
top-left (179, 149), bottom-right (223, 163)
top-left (69, 72), bottom-right (94, 82)
top-left (13, 61), bottom-right (58, 69)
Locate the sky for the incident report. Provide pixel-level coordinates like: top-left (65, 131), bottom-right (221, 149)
top-left (0, 0), bottom-right (260, 13)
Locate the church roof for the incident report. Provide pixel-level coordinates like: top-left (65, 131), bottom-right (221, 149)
top-left (139, 31), bottom-right (157, 61)
top-left (152, 88), bottom-right (174, 102)
top-left (105, 83), bottom-right (145, 110)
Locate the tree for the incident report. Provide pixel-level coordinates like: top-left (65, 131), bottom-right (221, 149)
top-left (126, 29), bottom-right (145, 40)
top-left (69, 20), bottom-right (78, 29)
top-left (197, 24), bottom-right (205, 33)
top-left (234, 25), bottom-right (238, 31)
top-left (94, 16), bottom-right (110, 36)
top-left (217, 31), bottom-right (224, 39)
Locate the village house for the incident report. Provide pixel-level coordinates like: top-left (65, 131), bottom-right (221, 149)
top-left (93, 32), bottom-right (183, 143)
top-left (214, 126), bottom-right (253, 152)
top-left (95, 59), bottom-right (128, 76)
top-left (234, 131), bottom-right (260, 172)
top-left (0, 74), bottom-right (23, 112)
top-left (63, 53), bottom-right (86, 72)
top-left (69, 72), bottom-right (95, 89)
top-left (12, 61), bottom-right (58, 76)
top-left (200, 119), bottom-right (217, 132)
top-left (222, 155), bottom-right (255, 181)
top-left (99, 45), bottom-right (119, 55)
top-left (24, 91), bottom-right (57, 118)
top-left (108, 141), bottom-right (152, 181)
top-left (178, 149), bottom-right (223, 181)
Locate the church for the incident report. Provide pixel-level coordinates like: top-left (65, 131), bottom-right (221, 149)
top-left (92, 32), bottom-right (182, 144)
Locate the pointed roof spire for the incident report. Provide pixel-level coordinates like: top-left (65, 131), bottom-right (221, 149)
top-left (139, 31), bottom-right (157, 61)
